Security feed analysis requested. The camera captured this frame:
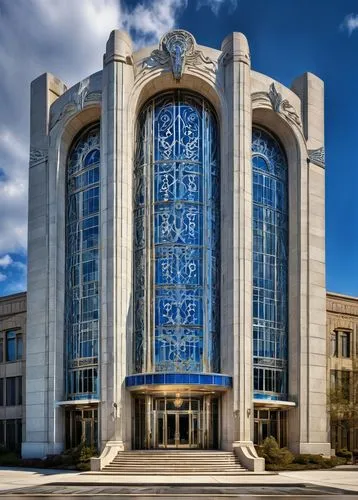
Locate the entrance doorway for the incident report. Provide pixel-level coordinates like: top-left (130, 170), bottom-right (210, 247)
top-left (157, 411), bottom-right (195, 448)
top-left (254, 408), bottom-right (288, 447)
top-left (132, 395), bottom-right (219, 449)
top-left (65, 406), bottom-right (98, 450)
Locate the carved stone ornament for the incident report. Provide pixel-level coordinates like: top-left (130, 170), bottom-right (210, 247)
top-left (49, 79), bottom-right (102, 131)
top-left (29, 148), bottom-right (48, 166)
top-left (308, 146), bottom-right (325, 167)
top-left (268, 82), bottom-right (301, 127)
top-left (142, 29), bottom-right (216, 80)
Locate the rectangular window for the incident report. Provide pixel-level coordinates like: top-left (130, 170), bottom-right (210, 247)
top-left (341, 371), bottom-right (350, 400)
top-left (330, 370), bottom-right (338, 389)
top-left (0, 421), bottom-right (4, 446)
top-left (6, 420), bottom-right (15, 450)
top-left (6, 332), bottom-right (16, 362)
top-left (5, 331), bottom-right (22, 362)
top-left (0, 379), bottom-right (3, 406)
top-left (5, 377), bottom-right (21, 406)
top-left (0, 336), bottom-right (3, 363)
top-left (341, 332), bottom-right (350, 358)
top-left (6, 378), bottom-right (16, 406)
top-left (330, 332), bottom-right (338, 357)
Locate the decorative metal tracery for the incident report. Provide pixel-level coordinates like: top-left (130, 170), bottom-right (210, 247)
top-left (134, 91), bottom-right (220, 373)
top-left (65, 124), bottom-right (100, 400)
top-left (252, 128), bottom-right (288, 400)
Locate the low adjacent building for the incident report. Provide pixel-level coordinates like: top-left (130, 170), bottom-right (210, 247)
top-left (327, 292), bottom-right (358, 453)
top-left (0, 292), bottom-right (26, 451)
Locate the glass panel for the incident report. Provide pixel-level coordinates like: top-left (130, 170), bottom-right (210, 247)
top-left (167, 414), bottom-right (176, 445)
top-left (157, 414), bottom-right (164, 446)
top-left (252, 128), bottom-right (288, 400)
top-left (331, 332), bottom-right (338, 357)
top-left (6, 421), bottom-right (16, 450)
top-left (179, 414), bottom-right (189, 445)
top-left (6, 378), bottom-right (16, 406)
top-left (16, 335), bottom-right (23, 360)
top-left (17, 377), bottom-right (22, 405)
top-left (65, 125), bottom-right (100, 401)
top-left (6, 332), bottom-right (16, 362)
top-left (134, 91), bottom-right (220, 373)
top-left (341, 332), bottom-right (350, 358)
top-left (0, 421), bottom-right (4, 446)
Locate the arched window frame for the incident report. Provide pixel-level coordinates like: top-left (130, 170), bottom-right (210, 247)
top-left (133, 90), bottom-right (220, 374)
top-left (252, 126), bottom-right (289, 401)
top-left (65, 123), bottom-right (101, 401)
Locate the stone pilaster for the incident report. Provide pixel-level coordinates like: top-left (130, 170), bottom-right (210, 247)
top-left (220, 33), bottom-right (253, 449)
top-left (291, 73), bottom-right (330, 455)
top-left (22, 73), bottom-right (66, 458)
top-left (100, 30), bottom-right (134, 451)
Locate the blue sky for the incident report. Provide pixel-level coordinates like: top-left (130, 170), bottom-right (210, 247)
top-left (0, 0), bottom-right (357, 296)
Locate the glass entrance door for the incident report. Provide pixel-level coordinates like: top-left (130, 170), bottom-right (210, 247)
top-left (133, 395), bottom-right (220, 449)
top-left (161, 411), bottom-right (191, 448)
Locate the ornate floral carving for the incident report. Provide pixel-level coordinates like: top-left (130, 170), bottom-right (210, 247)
top-left (308, 146), bottom-right (325, 167)
top-left (142, 29), bottom-right (216, 80)
top-left (29, 148), bottom-right (48, 166)
top-left (49, 81), bottom-right (102, 131)
top-left (268, 82), bottom-right (301, 127)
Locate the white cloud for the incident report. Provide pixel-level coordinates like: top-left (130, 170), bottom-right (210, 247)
top-left (0, 255), bottom-right (13, 268)
top-left (123, 0), bottom-right (187, 46)
top-left (340, 13), bottom-right (358, 35)
top-left (0, 273), bottom-right (6, 282)
top-left (196, 0), bottom-right (237, 15)
top-left (0, 0), bottom-right (186, 259)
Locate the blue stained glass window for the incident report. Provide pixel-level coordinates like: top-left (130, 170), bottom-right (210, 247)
top-left (65, 124), bottom-right (100, 401)
top-left (134, 92), bottom-right (220, 373)
top-left (252, 128), bottom-right (288, 400)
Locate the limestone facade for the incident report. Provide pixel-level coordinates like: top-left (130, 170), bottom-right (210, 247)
top-left (22, 29), bottom-right (331, 461)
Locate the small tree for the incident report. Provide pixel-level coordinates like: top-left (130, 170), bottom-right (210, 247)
top-left (328, 369), bottom-right (358, 452)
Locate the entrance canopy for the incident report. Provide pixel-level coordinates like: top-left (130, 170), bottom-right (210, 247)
top-left (125, 373), bottom-right (232, 393)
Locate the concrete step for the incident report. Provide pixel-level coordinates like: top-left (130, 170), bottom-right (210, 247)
top-left (102, 450), bottom-right (247, 474)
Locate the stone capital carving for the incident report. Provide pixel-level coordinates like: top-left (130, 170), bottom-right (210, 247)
top-left (29, 148), bottom-right (48, 167)
top-left (142, 29), bottom-right (216, 80)
top-left (308, 146), bottom-right (325, 167)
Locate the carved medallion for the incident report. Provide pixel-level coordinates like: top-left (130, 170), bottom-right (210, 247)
top-left (142, 29), bottom-right (216, 80)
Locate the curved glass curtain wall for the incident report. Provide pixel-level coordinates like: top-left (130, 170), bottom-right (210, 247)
top-left (134, 91), bottom-right (220, 374)
top-left (252, 128), bottom-right (288, 401)
top-left (65, 124), bottom-right (100, 400)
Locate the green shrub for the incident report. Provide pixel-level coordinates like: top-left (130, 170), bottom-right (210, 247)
top-left (336, 448), bottom-right (352, 460)
top-left (260, 436), bottom-right (294, 466)
top-left (0, 452), bottom-right (21, 466)
top-left (293, 454), bottom-right (344, 469)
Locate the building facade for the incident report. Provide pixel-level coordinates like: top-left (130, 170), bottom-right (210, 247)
top-left (0, 292), bottom-right (26, 451)
top-left (22, 29), bottom-right (331, 463)
top-left (327, 292), bottom-right (358, 453)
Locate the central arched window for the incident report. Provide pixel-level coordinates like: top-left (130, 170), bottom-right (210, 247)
top-left (252, 127), bottom-right (288, 401)
top-left (134, 91), bottom-right (220, 374)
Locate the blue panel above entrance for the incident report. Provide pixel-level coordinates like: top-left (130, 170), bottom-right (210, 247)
top-left (125, 373), bottom-right (232, 389)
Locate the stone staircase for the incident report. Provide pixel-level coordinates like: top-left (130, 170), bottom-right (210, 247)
top-left (101, 450), bottom-right (247, 475)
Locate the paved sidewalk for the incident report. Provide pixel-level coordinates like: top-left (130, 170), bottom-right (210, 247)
top-left (0, 466), bottom-right (356, 494)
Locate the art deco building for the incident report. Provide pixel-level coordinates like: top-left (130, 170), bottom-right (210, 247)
top-left (22, 29), bottom-right (331, 467)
